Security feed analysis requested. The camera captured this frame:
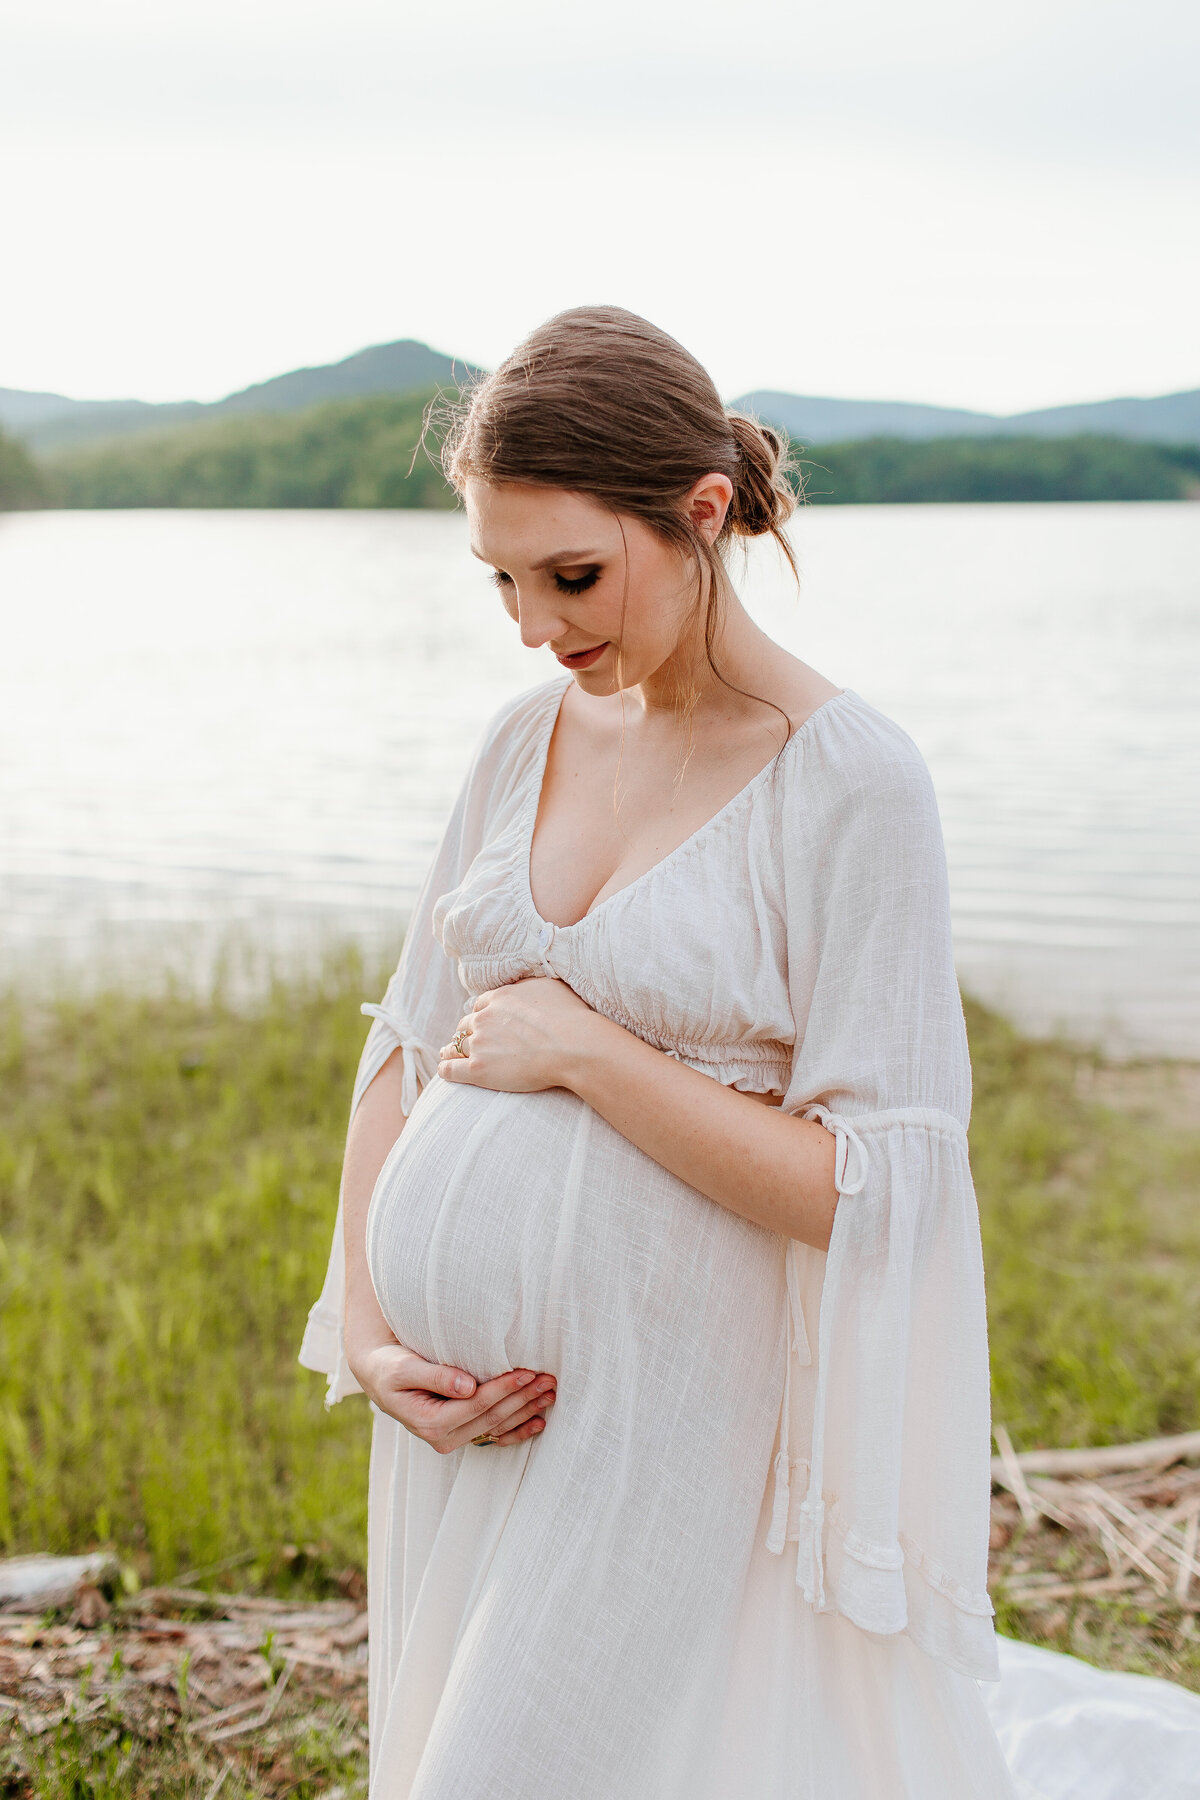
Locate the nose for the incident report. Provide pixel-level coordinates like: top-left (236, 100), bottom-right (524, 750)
top-left (514, 593), bottom-right (570, 651)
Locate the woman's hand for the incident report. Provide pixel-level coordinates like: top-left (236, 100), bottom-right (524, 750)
top-left (351, 1337), bottom-right (556, 1452)
top-left (438, 977), bottom-right (596, 1093)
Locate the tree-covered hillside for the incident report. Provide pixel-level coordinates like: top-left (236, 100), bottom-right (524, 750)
top-left (0, 425), bottom-right (51, 508)
top-left (37, 396), bottom-right (1200, 510)
top-left (795, 434), bottom-right (1200, 505)
top-left (48, 391), bottom-right (454, 510)
top-left (7, 339), bottom-right (476, 454)
top-left (32, 387), bottom-right (1200, 511)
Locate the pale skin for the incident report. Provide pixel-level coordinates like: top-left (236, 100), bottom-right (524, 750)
top-left (344, 472), bottom-right (842, 1450)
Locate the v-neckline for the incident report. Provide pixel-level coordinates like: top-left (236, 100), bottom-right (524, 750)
top-left (521, 674), bottom-right (852, 932)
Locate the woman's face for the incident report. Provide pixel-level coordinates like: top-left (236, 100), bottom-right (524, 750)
top-left (465, 478), bottom-right (723, 695)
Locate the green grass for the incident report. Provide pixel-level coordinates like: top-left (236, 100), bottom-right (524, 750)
top-left (3, 1685), bottom-right (369, 1800)
top-left (966, 997), bottom-right (1200, 1450)
top-left (1, 964), bottom-right (1197, 1579)
top-left (0, 948), bottom-right (381, 1587)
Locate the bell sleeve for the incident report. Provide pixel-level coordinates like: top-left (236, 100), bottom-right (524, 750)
top-left (770, 702), bottom-right (999, 1681)
top-left (297, 685), bottom-right (540, 1405)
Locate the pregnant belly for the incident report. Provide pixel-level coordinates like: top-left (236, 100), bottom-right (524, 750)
top-left (365, 1073), bottom-right (786, 1386)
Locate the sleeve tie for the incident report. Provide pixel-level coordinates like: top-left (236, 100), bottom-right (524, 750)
top-left (360, 1003), bottom-right (438, 1117)
top-left (766, 1105), bottom-right (872, 1602)
top-left (817, 1109), bottom-right (869, 1197)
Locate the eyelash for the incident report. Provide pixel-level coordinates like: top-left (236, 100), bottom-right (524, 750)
top-left (491, 569), bottom-right (601, 596)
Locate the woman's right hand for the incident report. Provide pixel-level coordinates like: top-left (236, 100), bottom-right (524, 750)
top-left (349, 1337), bottom-right (557, 1452)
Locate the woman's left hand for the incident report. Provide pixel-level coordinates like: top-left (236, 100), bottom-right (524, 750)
top-left (438, 977), bottom-right (597, 1094)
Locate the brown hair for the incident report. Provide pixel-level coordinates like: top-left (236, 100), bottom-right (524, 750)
top-left (433, 305), bottom-right (801, 747)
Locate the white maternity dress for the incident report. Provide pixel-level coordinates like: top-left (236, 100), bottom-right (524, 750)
top-left (301, 677), bottom-right (1020, 1800)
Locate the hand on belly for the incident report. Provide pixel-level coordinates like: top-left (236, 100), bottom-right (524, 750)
top-left (438, 976), bottom-right (594, 1093)
top-left (350, 1332), bottom-right (557, 1451)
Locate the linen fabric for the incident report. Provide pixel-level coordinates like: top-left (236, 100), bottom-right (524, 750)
top-left (300, 676), bottom-right (1015, 1798)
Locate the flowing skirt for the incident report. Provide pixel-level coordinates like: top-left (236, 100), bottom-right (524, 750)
top-left (363, 1075), bottom-right (1017, 1799)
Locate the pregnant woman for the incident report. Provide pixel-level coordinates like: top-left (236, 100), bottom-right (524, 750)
top-left (301, 306), bottom-right (1016, 1798)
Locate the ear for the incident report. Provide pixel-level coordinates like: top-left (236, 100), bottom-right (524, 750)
top-left (684, 472), bottom-right (734, 545)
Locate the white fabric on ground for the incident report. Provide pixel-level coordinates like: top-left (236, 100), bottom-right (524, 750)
top-left (988, 1636), bottom-right (1200, 1800)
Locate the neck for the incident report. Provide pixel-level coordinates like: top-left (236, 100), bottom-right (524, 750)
top-left (628, 582), bottom-right (778, 731)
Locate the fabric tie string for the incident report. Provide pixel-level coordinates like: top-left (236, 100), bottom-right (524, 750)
top-left (360, 1003), bottom-right (437, 1116)
top-left (796, 1493), bottom-right (827, 1608)
top-left (535, 921), bottom-right (557, 981)
top-left (767, 1234), bottom-right (814, 1550)
top-left (799, 1108), bottom-right (871, 1603)
top-left (767, 1106), bottom-right (871, 1599)
top-left (767, 1268), bottom-right (799, 1555)
top-left (826, 1115), bottom-right (869, 1197)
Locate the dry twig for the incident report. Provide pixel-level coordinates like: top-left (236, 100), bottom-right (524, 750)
top-left (5, 1424), bottom-right (1200, 1786)
top-left (988, 1424), bottom-right (1200, 1692)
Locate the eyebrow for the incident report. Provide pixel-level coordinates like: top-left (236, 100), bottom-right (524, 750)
top-left (469, 545), bottom-right (602, 570)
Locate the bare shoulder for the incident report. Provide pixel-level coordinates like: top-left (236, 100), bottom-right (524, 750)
top-left (755, 646), bottom-right (842, 737)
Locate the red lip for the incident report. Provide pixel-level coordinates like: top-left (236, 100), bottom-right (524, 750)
top-left (556, 643), bottom-right (607, 670)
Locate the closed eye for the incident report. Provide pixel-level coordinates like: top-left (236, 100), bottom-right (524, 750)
top-left (489, 568), bottom-right (601, 596)
top-left (553, 568), bottom-right (600, 596)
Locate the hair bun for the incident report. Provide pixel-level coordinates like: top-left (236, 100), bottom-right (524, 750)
top-left (725, 412), bottom-right (798, 540)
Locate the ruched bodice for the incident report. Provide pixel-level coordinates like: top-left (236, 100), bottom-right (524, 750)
top-left (432, 676), bottom-right (801, 1094)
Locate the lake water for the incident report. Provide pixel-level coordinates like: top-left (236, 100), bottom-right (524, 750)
top-left (1, 505), bottom-right (1197, 1057)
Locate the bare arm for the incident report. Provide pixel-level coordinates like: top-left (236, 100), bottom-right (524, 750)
top-left (341, 1048), bottom-right (557, 1449)
top-left (565, 1015), bottom-right (838, 1251)
top-left (340, 1048), bottom-right (410, 1371)
top-left (439, 981), bottom-right (839, 1252)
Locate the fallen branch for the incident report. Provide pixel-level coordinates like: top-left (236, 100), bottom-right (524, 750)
top-left (199, 1662), bottom-right (293, 1744)
top-left (1177, 1503), bottom-right (1200, 1605)
top-left (993, 1425), bottom-right (1041, 1529)
top-left (4, 1423), bottom-right (1200, 1785)
top-left (1001, 1574), bottom-right (1145, 1607)
top-left (991, 1428), bottom-right (1200, 1481)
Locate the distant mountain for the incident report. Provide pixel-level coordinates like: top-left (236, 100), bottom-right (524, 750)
top-left (1002, 389), bottom-right (1200, 444)
top-left (207, 340), bottom-right (476, 422)
top-left (0, 388), bottom-right (200, 446)
top-left (2, 340), bottom-right (476, 453)
top-left (4, 337), bottom-right (1197, 453)
top-left (0, 386), bottom-right (128, 430)
top-left (734, 393), bottom-right (999, 443)
top-left (736, 387), bottom-right (1200, 447)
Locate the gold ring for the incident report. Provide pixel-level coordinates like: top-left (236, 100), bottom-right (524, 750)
top-left (452, 1028), bottom-right (468, 1056)
top-left (470, 1433), bottom-right (495, 1446)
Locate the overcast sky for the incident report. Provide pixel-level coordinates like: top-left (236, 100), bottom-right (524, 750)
top-left (3, 0), bottom-right (1197, 412)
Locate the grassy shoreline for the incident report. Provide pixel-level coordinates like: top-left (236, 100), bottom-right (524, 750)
top-left (0, 949), bottom-right (379, 1590)
top-left (1, 954), bottom-right (1198, 1792)
top-left (2, 954), bottom-right (1197, 1573)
